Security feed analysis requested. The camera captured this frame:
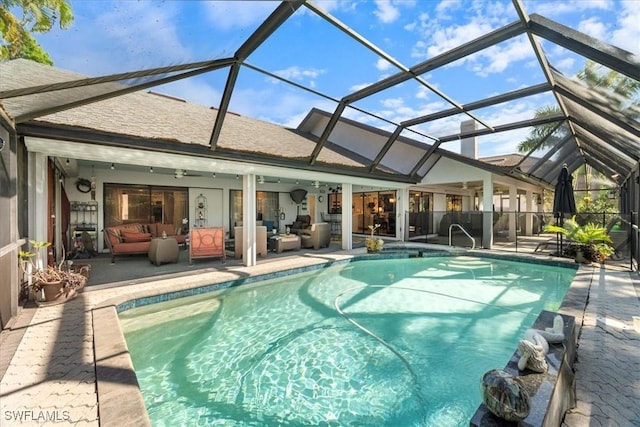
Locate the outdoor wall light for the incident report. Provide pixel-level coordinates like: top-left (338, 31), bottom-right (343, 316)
top-left (110, 163), bottom-right (115, 170)
top-left (212, 172), bottom-right (216, 178)
top-left (0, 137), bottom-right (4, 151)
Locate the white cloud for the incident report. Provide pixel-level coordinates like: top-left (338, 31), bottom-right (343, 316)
top-left (202, 2), bottom-right (277, 31)
top-left (472, 36), bottom-right (535, 76)
top-left (228, 86), bottom-right (332, 128)
top-left (611, 1), bottom-right (640, 55)
top-left (426, 19), bottom-right (496, 57)
top-left (578, 17), bottom-right (608, 40)
top-left (435, 0), bottom-right (462, 19)
top-left (376, 58), bottom-right (393, 71)
top-left (374, 0), bottom-right (400, 23)
top-left (272, 66), bottom-right (325, 88)
top-left (554, 57), bottom-right (576, 73)
top-left (349, 82), bottom-right (373, 92)
top-left (526, 0), bottom-right (613, 17)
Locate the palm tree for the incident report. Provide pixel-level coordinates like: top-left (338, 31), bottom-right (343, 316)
top-left (0, 0), bottom-right (73, 63)
top-left (516, 105), bottom-right (567, 153)
top-left (517, 60), bottom-right (640, 153)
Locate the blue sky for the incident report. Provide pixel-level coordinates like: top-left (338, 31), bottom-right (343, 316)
top-left (35, 0), bottom-right (639, 157)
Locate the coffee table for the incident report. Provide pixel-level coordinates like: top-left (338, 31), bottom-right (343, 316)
top-left (274, 234), bottom-right (301, 253)
top-left (148, 237), bottom-right (179, 265)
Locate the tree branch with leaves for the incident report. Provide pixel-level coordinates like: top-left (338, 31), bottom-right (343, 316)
top-left (1, 0), bottom-right (74, 64)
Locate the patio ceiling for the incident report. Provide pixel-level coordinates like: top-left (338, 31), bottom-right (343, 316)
top-left (1, 0), bottom-right (638, 188)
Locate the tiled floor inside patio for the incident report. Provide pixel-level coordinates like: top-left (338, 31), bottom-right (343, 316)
top-left (1, 241), bottom-right (638, 426)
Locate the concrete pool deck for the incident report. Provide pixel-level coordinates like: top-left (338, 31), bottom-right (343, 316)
top-left (0, 248), bottom-right (638, 426)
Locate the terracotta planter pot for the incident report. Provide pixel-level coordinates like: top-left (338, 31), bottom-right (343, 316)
top-left (41, 280), bottom-right (64, 302)
top-left (39, 278), bottom-right (84, 304)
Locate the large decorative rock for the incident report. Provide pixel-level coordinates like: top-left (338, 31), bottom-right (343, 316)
top-left (481, 369), bottom-right (531, 422)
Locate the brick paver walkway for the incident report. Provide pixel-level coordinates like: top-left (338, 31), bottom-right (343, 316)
top-left (562, 270), bottom-right (640, 427)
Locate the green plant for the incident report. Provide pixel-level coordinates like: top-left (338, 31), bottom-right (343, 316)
top-left (544, 216), bottom-right (614, 263)
top-left (19, 240), bottom-right (86, 296)
top-left (365, 224), bottom-right (384, 252)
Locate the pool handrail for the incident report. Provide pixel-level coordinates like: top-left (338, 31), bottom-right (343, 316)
top-left (449, 223), bottom-right (476, 250)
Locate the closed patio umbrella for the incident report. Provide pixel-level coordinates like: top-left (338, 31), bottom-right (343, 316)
top-left (552, 164), bottom-right (577, 255)
top-left (553, 165), bottom-right (576, 220)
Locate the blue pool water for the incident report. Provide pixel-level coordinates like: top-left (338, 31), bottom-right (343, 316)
top-left (120, 256), bottom-right (575, 426)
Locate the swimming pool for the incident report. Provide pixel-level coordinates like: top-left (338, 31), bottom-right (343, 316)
top-left (120, 255), bottom-right (575, 426)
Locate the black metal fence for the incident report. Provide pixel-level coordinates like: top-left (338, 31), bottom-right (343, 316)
top-left (405, 210), bottom-right (636, 271)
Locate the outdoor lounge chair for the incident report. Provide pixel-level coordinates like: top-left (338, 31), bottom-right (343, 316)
top-left (189, 227), bottom-right (226, 265)
top-left (300, 222), bottom-right (331, 250)
top-left (234, 226), bottom-right (268, 258)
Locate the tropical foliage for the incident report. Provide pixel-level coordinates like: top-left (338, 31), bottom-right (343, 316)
top-left (365, 224), bottom-right (384, 252)
top-left (1, 0), bottom-right (73, 63)
top-left (544, 216), bottom-right (614, 263)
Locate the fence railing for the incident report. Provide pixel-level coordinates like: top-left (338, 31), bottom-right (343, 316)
top-left (404, 210), bottom-right (635, 269)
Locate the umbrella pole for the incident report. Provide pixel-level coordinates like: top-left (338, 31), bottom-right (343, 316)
top-left (559, 216), bottom-right (564, 256)
top-left (555, 216), bottom-right (560, 256)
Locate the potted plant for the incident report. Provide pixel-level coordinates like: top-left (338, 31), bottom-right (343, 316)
top-left (19, 240), bottom-right (87, 303)
top-left (365, 224), bottom-right (384, 253)
top-left (544, 217), bottom-right (614, 264)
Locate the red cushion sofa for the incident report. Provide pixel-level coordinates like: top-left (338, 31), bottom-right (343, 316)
top-left (103, 223), bottom-right (186, 263)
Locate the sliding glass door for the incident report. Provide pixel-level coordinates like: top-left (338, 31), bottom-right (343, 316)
top-left (104, 184), bottom-right (188, 230)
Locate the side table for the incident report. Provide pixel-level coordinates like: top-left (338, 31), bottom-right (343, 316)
top-left (148, 237), bottom-right (179, 266)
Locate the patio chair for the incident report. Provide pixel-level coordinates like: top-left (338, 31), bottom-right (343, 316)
top-left (189, 227), bottom-right (226, 265)
top-left (234, 226), bottom-right (268, 258)
top-left (300, 222), bottom-right (331, 250)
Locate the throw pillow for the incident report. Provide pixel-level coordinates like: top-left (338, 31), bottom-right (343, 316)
top-left (121, 231), bottom-right (152, 243)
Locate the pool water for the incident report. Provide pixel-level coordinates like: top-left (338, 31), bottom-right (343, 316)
top-left (120, 256), bottom-right (574, 426)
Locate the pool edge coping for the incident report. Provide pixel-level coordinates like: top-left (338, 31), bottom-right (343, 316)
top-left (92, 250), bottom-right (591, 427)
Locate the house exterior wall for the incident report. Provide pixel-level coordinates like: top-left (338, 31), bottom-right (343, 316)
top-left (0, 121), bottom-right (19, 329)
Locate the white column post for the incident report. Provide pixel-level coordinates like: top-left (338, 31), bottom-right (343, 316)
top-left (341, 183), bottom-right (352, 250)
top-left (242, 174), bottom-right (257, 267)
top-left (30, 152), bottom-right (48, 255)
top-left (482, 175), bottom-right (494, 249)
top-left (508, 185), bottom-right (517, 241)
top-left (399, 188), bottom-right (410, 241)
top-left (525, 190), bottom-right (534, 236)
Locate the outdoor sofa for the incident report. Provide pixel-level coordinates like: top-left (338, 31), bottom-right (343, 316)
top-left (103, 222), bottom-right (186, 263)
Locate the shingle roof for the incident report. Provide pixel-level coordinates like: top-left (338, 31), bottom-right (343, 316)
top-left (0, 59), bottom-right (362, 168)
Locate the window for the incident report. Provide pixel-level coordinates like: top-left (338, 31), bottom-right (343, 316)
top-left (229, 190), bottom-right (279, 226)
top-left (408, 191), bottom-right (433, 236)
top-left (104, 184), bottom-right (188, 230)
top-left (352, 190), bottom-right (397, 236)
top-left (446, 194), bottom-right (462, 212)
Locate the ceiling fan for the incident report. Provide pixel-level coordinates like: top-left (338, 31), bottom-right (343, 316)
top-left (256, 175), bottom-right (282, 184)
top-left (174, 169), bottom-right (204, 179)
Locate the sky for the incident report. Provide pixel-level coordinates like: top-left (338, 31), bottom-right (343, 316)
top-left (33, 0), bottom-right (640, 158)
